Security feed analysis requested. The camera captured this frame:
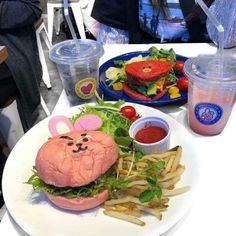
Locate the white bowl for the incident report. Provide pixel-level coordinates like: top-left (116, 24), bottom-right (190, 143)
top-left (129, 116), bottom-right (170, 154)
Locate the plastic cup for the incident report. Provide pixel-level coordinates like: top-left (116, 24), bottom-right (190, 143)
top-left (184, 54), bottom-right (236, 135)
top-left (49, 39), bottom-right (104, 106)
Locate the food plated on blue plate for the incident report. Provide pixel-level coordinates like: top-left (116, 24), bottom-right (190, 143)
top-left (99, 47), bottom-right (189, 105)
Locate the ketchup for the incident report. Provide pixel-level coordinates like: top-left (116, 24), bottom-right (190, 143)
top-left (134, 126), bottom-right (167, 144)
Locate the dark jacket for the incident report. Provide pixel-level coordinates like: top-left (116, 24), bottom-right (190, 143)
top-left (0, 0), bottom-right (42, 131)
top-left (91, 0), bottom-right (211, 43)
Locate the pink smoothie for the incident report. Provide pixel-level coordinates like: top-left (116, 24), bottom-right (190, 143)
top-left (188, 83), bottom-right (235, 135)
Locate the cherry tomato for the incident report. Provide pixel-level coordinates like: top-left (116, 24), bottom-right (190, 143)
top-left (173, 61), bottom-right (185, 74)
top-left (177, 77), bottom-right (189, 91)
top-left (129, 115), bottom-right (139, 122)
top-left (120, 105), bottom-right (137, 120)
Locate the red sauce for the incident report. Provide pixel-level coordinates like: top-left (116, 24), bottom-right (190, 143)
top-left (134, 126), bottom-right (167, 144)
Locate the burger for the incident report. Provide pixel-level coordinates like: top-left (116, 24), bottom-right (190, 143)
top-left (123, 60), bottom-right (173, 101)
top-left (33, 130), bottom-right (118, 211)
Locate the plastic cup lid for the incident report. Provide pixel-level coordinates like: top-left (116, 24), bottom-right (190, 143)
top-left (184, 54), bottom-right (236, 88)
top-left (49, 39), bottom-right (104, 64)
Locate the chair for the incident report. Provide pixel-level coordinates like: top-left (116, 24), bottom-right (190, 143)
top-left (34, 18), bottom-right (51, 117)
top-left (35, 18), bottom-right (52, 89)
top-left (0, 95), bottom-right (50, 150)
top-left (47, 0), bottom-right (86, 44)
top-left (0, 100), bottom-right (24, 150)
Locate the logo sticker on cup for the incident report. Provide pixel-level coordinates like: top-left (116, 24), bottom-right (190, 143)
top-left (194, 103), bottom-right (223, 125)
top-left (75, 77), bottom-right (96, 99)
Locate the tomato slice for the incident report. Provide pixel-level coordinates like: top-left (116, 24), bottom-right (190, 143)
top-left (177, 77), bottom-right (189, 91)
top-left (120, 105), bottom-right (137, 120)
top-left (123, 83), bottom-right (168, 101)
top-left (173, 61), bottom-right (185, 74)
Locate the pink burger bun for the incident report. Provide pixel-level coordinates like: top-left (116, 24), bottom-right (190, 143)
top-left (45, 189), bottom-right (109, 211)
top-left (35, 130), bottom-right (118, 211)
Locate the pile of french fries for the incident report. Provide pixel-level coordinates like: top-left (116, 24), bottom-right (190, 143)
top-left (103, 146), bottom-right (190, 226)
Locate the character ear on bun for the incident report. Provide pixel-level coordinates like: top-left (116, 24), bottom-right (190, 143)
top-left (48, 114), bottom-right (103, 137)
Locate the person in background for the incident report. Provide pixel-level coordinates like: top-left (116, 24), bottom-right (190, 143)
top-left (91, 0), bottom-right (235, 48)
top-left (91, 0), bottom-right (129, 43)
top-left (0, 0), bottom-right (43, 132)
top-left (0, 0), bottom-right (42, 208)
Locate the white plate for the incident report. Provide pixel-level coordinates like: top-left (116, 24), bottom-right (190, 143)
top-left (2, 103), bottom-right (200, 236)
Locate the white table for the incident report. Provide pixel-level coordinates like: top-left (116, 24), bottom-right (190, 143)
top-left (1, 43), bottom-right (236, 236)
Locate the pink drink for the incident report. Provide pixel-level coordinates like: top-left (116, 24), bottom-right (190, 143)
top-left (184, 55), bottom-right (236, 136)
top-left (188, 82), bottom-right (234, 135)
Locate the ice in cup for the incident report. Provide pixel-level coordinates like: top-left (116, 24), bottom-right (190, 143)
top-left (49, 39), bottom-right (104, 106)
top-left (184, 54), bottom-right (236, 135)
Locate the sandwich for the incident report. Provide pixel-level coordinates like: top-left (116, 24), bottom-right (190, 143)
top-left (123, 60), bottom-right (173, 101)
top-left (34, 130), bottom-right (118, 211)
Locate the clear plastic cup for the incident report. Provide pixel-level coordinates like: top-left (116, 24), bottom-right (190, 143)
top-left (184, 54), bottom-right (236, 135)
top-left (49, 39), bottom-right (104, 106)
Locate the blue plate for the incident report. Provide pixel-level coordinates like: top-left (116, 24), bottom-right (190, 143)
top-left (99, 51), bottom-right (188, 105)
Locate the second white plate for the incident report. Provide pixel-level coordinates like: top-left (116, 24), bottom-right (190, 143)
top-left (2, 103), bottom-right (200, 236)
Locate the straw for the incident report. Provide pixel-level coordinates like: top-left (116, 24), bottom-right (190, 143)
top-left (195, 0), bottom-right (224, 53)
top-left (195, 0), bottom-right (224, 76)
top-left (63, 0), bottom-right (80, 50)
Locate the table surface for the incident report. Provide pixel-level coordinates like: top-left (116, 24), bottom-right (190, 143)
top-left (1, 43), bottom-right (236, 236)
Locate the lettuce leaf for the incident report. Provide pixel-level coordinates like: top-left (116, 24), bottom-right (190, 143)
top-left (26, 167), bottom-right (128, 198)
top-left (70, 100), bottom-right (131, 138)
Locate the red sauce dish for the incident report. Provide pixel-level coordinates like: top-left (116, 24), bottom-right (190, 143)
top-left (129, 116), bottom-right (170, 154)
top-left (135, 126), bottom-right (167, 144)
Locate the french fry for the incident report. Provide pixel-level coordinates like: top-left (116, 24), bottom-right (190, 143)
top-left (103, 205), bottom-right (118, 211)
top-left (117, 157), bottom-right (123, 171)
top-left (105, 196), bottom-right (145, 206)
top-left (103, 145), bottom-right (190, 226)
top-left (159, 176), bottom-right (181, 189)
top-left (148, 197), bottom-right (169, 208)
top-left (144, 149), bottom-right (178, 159)
top-left (126, 185), bottom-right (147, 193)
top-left (123, 156), bottom-right (133, 161)
top-left (119, 169), bottom-right (140, 176)
top-left (115, 205), bottom-right (130, 211)
top-left (123, 209), bottom-right (143, 217)
top-left (135, 162), bottom-right (148, 168)
top-left (171, 146), bottom-right (182, 172)
top-left (163, 186), bottom-right (190, 196)
top-left (125, 188), bottom-right (144, 197)
top-left (136, 205), bottom-right (163, 220)
top-left (158, 165), bottom-right (185, 182)
top-left (108, 205), bottom-right (143, 218)
top-left (127, 180), bottom-right (147, 188)
top-left (103, 210), bottom-right (145, 226)
top-left (161, 155), bottom-right (175, 176)
top-left (142, 156), bottom-right (160, 163)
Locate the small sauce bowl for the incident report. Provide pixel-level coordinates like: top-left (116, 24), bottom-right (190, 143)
top-left (129, 116), bottom-right (170, 154)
